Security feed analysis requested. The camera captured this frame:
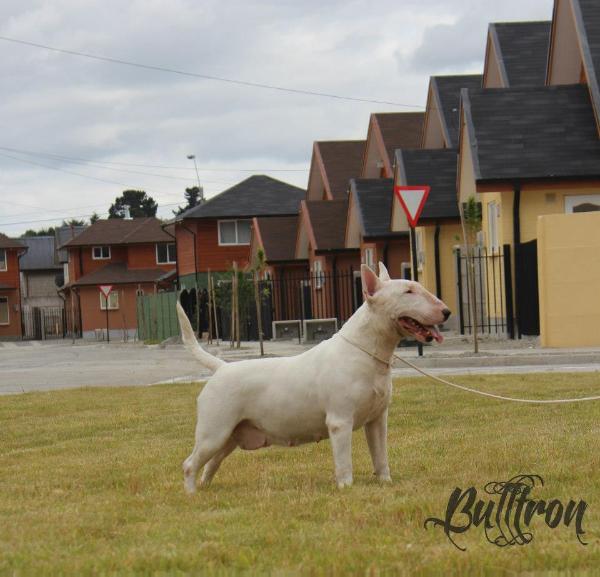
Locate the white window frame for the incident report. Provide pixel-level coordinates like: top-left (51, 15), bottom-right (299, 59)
top-left (564, 194), bottom-right (600, 213)
top-left (487, 201), bottom-right (499, 251)
top-left (217, 219), bottom-right (252, 246)
top-left (0, 296), bottom-right (9, 325)
top-left (363, 247), bottom-right (375, 270)
top-left (0, 248), bottom-right (6, 271)
top-left (156, 243), bottom-right (176, 264)
top-left (99, 291), bottom-right (119, 310)
top-left (313, 259), bottom-right (325, 289)
top-left (92, 246), bottom-right (111, 260)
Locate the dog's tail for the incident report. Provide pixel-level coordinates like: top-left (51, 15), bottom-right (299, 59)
top-left (176, 300), bottom-right (225, 373)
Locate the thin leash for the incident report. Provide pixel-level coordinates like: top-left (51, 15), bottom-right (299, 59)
top-left (339, 334), bottom-right (600, 405)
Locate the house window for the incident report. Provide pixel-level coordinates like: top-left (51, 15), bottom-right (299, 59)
top-left (156, 243), bottom-right (176, 264)
top-left (0, 248), bottom-right (6, 271)
top-left (218, 220), bottom-right (251, 245)
top-left (487, 202), bottom-right (499, 250)
top-left (0, 296), bottom-right (8, 325)
top-left (92, 246), bottom-right (111, 260)
top-left (313, 259), bottom-right (325, 289)
top-left (564, 194), bottom-right (600, 213)
top-left (99, 291), bottom-right (119, 310)
top-left (363, 247), bottom-right (375, 269)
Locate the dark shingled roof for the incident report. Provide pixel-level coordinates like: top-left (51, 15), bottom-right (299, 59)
top-left (0, 233), bottom-right (26, 250)
top-left (316, 141), bottom-right (365, 199)
top-left (395, 149), bottom-right (460, 220)
top-left (350, 179), bottom-right (407, 239)
top-left (255, 216), bottom-right (299, 262)
top-left (574, 0), bottom-right (600, 123)
top-left (432, 75), bottom-right (483, 147)
top-left (179, 175), bottom-right (305, 219)
top-left (463, 84), bottom-right (600, 183)
top-left (304, 200), bottom-right (349, 250)
top-left (70, 262), bottom-right (175, 287)
top-left (61, 218), bottom-right (172, 248)
top-left (490, 21), bottom-right (551, 87)
top-left (373, 113), bottom-right (424, 167)
top-left (19, 236), bottom-right (62, 271)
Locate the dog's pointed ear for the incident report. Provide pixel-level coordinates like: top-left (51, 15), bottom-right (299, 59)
top-left (361, 264), bottom-right (381, 300)
top-left (378, 261), bottom-right (390, 282)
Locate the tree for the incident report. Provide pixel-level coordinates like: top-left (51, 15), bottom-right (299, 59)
top-left (21, 226), bottom-right (56, 238)
top-left (108, 190), bottom-right (157, 219)
top-left (62, 219), bottom-right (86, 227)
top-left (90, 212), bottom-right (100, 224)
top-left (173, 186), bottom-right (201, 216)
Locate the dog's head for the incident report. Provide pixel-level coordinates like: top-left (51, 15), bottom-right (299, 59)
top-left (361, 262), bottom-right (450, 344)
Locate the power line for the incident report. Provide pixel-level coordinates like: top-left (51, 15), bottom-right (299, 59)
top-left (0, 145), bottom-right (309, 172)
top-left (0, 35), bottom-right (424, 109)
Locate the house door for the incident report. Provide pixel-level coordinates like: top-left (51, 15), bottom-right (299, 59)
top-left (515, 240), bottom-right (540, 336)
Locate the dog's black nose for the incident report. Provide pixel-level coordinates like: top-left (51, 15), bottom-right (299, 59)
top-left (442, 308), bottom-right (451, 321)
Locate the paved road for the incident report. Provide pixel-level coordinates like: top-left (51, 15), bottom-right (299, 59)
top-left (0, 339), bottom-right (599, 395)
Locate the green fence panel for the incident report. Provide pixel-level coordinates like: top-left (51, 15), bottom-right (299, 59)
top-left (136, 291), bottom-right (179, 342)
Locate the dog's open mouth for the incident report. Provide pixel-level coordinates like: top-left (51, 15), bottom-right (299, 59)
top-left (398, 316), bottom-right (443, 344)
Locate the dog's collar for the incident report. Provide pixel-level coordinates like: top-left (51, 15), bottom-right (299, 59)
top-left (338, 334), bottom-right (392, 368)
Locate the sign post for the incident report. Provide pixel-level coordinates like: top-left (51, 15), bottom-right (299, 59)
top-left (99, 285), bottom-right (113, 343)
top-left (394, 185), bottom-right (431, 357)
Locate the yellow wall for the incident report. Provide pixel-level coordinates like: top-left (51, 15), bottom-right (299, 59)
top-left (538, 212), bottom-right (600, 347)
top-left (414, 222), bottom-right (462, 330)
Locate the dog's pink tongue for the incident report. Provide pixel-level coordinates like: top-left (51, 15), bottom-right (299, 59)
top-left (431, 327), bottom-right (444, 343)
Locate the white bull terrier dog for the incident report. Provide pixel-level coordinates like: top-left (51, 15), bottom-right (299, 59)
top-left (177, 262), bottom-right (450, 492)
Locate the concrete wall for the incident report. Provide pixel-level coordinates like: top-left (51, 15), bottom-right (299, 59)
top-left (20, 270), bottom-right (63, 308)
top-left (538, 212), bottom-right (600, 347)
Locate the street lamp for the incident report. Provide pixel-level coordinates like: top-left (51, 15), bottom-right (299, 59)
top-left (186, 154), bottom-right (205, 203)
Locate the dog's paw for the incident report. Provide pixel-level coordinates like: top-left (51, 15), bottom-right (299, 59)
top-left (183, 477), bottom-right (197, 495)
top-left (376, 474), bottom-right (392, 484)
top-left (337, 479), bottom-right (353, 489)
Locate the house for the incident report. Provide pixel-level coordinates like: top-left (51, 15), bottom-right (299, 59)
top-left (306, 141), bottom-right (365, 200)
top-left (483, 21), bottom-right (551, 88)
top-left (392, 149), bottom-right (461, 330)
top-left (60, 218), bottom-right (177, 340)
top-left (345, 178), bottom-right (410, 280)
top-left (296, 199), bottom-right (360, 321)
top-left (175, 175), bottom-right (305, 290)
top-left (458, 83), bottom-right (600, 335)
top-left (361, 113), bottom-right (423, 177)
top-left (55, 224), bottom-right (87, 287)
top-left (19, 236), bottom-right (63, 309)
top-left (0, 233), bottom-right (27, 340)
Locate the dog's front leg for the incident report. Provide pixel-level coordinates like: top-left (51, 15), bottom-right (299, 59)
top-left (326, 415), bottom-right (353, 488)
top-left (364, 409), bottom-right (392, 483)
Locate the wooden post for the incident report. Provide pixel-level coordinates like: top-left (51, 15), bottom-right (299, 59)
top-left (207, 270), bottom-right (213, 345)
top-left (254, 270), bottom-right (264, 356)
top-left (230, 263), bottom-right (236, 348)
top-left (211, 274), bottom-right (220, 345)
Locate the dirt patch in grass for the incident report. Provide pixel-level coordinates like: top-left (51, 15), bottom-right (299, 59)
top-left (1, 373), bottom-right (600, 575)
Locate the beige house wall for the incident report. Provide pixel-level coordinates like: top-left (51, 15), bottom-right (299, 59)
top-left (538, 212), bottom-right (600, 347)
top-left (483, 37), bottom-right (505, 88)
top-left (547, 0), bottom-right (583, 86)
top-left (421, 86), bottom-right (446, 149)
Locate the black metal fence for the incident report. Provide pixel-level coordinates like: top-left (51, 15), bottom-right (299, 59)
top-left (455, 244), bottom-right (514, 338)
top-left (21, 306), bottom-right (81, 340)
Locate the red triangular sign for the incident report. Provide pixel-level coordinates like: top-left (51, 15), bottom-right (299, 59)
top-left (99, 285), bottom-right (113, 298)
top-left (394, 185), bottom-right (431, 228)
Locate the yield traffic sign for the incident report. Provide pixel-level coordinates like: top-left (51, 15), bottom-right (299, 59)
top-left (99, 285), bottom-right (113, 298)
top-left (394, 185), bottom-right (430, 228)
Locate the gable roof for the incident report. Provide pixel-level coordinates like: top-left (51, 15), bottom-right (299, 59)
top-left (19, 236), bottom-right (62, 271)
top-left (0, 233), bottom-right (26, 250)
top-left (489, 21), bottom-right (551, 87)
top-left (463, 83), bottom-right (600, 183)
top-left (314, 141), bottom-right (365, 200)
top-left (179, 175), bottom-right (305, 219)
top-left (395, 149), bottom-right (460, 220)
top-left (61, 218), bottom-right (172, 248)
top-left (371, 113), bottom-right (424, 170)
top-left (254, 216), bottom-right (300, 262)
top-left (431, 75), bottom-right (483, 148)
top-left (572, 0), bottom-right (600, 124)
top-left (350, 178), bottom-right (407, 238)
top-left (303, 200), bottom-right (349, 251)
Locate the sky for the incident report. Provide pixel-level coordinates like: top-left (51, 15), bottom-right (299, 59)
top-left (0, 0), bottom-right (553, 236)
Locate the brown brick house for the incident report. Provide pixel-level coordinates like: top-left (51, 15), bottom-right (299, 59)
top-left (0, 233), bottom-right (27, 340)
top-left (60, 218), bottom-right (176, 340)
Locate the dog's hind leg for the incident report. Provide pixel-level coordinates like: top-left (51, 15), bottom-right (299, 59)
top-left (199, 436), bottom-right (237, 487)
top-left (364, 409), bottom-right (391, 483)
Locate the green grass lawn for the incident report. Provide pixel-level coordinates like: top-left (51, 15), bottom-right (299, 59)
top-left (2, 373), bottom-right (600, 576)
